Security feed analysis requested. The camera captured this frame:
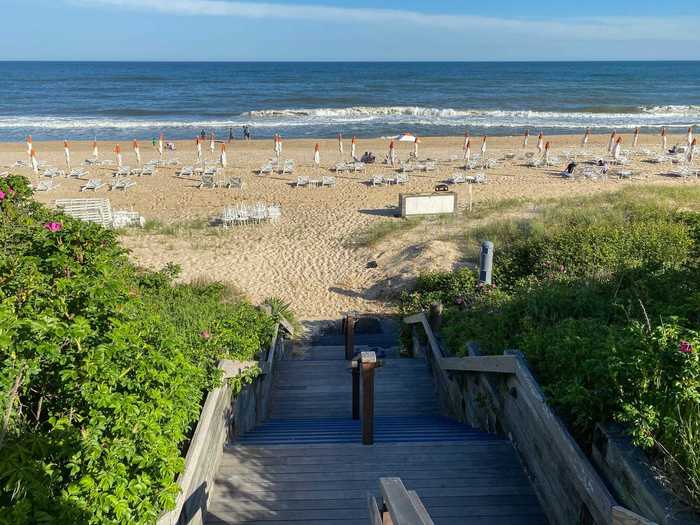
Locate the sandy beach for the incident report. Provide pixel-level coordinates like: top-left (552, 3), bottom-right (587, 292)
top-left (2, 132), bottom-right (697, 320)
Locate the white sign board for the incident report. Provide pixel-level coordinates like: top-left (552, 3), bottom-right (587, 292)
top-left (400, 192), bottom-right (456, 217)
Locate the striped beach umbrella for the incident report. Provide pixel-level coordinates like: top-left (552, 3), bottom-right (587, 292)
top-left (463, 131), bottom-right (469, 150)
top-left (688, 127), bottom-right (694, 147)
top-left (582, 128), bottom-right (590, 148)
top-left (389, 140), bottom-right (396, 166)
top-left (523, 129), bottom-right (530, 148)
top-left (480, 136), bottom-right (487, 157)
top-left (414, 136), bottom-right (420, 158)
top-left (464, 138), bottom-right (471, 165)
top-left (661, 127), bottom-right (667, 153)
top-left (607, 131), bottom-right (616, 154)
top-left (633, 127), bottom-right (640, 149)
top-left (133, 140), bottom-right (141, 166)
top-left (115, 144), bottom-right (122, 167)
top-left (30, 148), bottom-right (38, 174)
top-left (220, 143), bottom-right (227, 168)
top-left (26, 135), bottom-right (32, 157)
top-left (537, 132), bottom-right (544, 154)
top-left (196, 137), bottom-right (202, 162)
top-left (612, 137), bottom-right (623, 160)
top-left (64, 140), bottom-right (71, 170)
top-left (158, 133), bottom-right (164, 159)
top-left (338, 133), bottom-right (344, 156)
top-left (93, 139), bottom-right (99, 159)
top-left (313, 143), bottom-right (320, 167)
top-left (210, 134), bottom-right (216, 154)
top-left (688, 138), bottom-right (696, 163)
top-left (351, 136), bottom-right (357, 160)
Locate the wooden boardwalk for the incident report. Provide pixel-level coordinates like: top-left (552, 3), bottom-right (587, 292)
top-left (206, 329), bottom-right (548, 524)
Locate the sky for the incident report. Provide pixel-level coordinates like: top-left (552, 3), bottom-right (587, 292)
top-left (2, 0), bottom-right (700, 61)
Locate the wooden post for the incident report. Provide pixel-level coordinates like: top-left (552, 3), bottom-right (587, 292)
top-left (361, 351), bottom-right (377, 445)
top-left (345, 315), bottom-right (355, 360)
top-left (429, 303), bottom-right (443, 333)
top-left (352, 362), bottom-right (360, 420)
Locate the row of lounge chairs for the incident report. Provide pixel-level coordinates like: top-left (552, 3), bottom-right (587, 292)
top-left (260, 159), bottom-right (295, 175)
top-left (220, 203), bottom-right (282, 227)
top-left (398, 160), bottom-right (436, 173)
top-left (370, 174), bottom-right (409, 186)
top-left (333, 161), bottom-right (366, 173)
top-left (54, 198), bottom-right (145, 229)
top-left (449, 173), bottom-right (487, 184)
top-left (295, 176), bottom-right (336, 188)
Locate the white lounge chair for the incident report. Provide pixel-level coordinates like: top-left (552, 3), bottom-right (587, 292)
top-left (267, 205), bottom-right (282, 223)
top-left (35, 180), bottom-right (60, 191)
top-left (352, 162), bottom-right (366, 172)
top-left (296, 176), bottom-right (309, 188)
top-left (449, 173), bottom-right (466, 184)
top-left (199, 173), bottom-right (216, 188)
top-left (55, 198), bottom-right (113, 228)
top-left (177, 166), bottom-right (194, 178)
top-left (465, 173), bottom-right (488, 184)
top-left (259, 163), bottom-right (274, 176)
top-left (371, 175), bottom-right (385, 187)
top-left (81, 179), bottom-right (104, 192)
top-left (111, 178), bottom-right (136, 191)
top-left (68, 168), bottom-right (89, 179)
top-left (43, 168), bottom-right (64, 178)
top-left (321, 176), bottom-right (336, 187)
top-left (226, 177), bottom-right (244, 189)
top-left (334, 162), bottom-right (350, 173)
top-left (113, 166), bottom-right (131, 177)
top-left (281, 159), bottom-right (295, 174)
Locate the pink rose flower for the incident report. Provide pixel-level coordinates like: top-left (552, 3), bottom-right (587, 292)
top-left (679, 341), bottom-right (693, 354)
top-left (200, 330), bottom-right (211, 340)
top-left (0, 190), bottom-right (5, 201)
top-left (44, 222), bottom-right (63, 232)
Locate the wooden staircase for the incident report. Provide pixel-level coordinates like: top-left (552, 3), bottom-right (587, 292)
top-left (205, 322), bottom-right (548, 524)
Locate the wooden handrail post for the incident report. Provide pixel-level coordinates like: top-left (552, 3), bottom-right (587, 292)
top-left (345, 314), bottom-right (355, 360)
top-left (352, 362), bottom-right (360, 420)
top-left (361, 351), bottom-right (378, 445)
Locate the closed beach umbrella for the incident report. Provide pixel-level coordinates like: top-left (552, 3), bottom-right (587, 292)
top-left (351, 136), bottom-right (357, 160)
top-left (30, 148), bottom-right (38, 174)
top-left (582, 128), bottom-right (590, 148)
top-left (210, 134), bottom-right (215, 154)
top-left (688, 138), bottom-right (696, 163)
top-left (607, 131), bottom-right (616, 153)
top-left (537, 132), bottom-right (544, 154)
top-left (523, 129), bottom-right (529, 148)
top-left (688, 127), bottom-right (694, 147)
top-left (389, 140), bottom-right (396, 166)
top-left (220, 143), bottom-right (227, 168)
top-left (481, 136), bottom-right (487, 157)
top-left (115, 144), bottom-right (122, 167)
top-left (278, 134), bottom-right (283, 156)
top-left (414, 136), bottom-right (420, 158)
top-left (633, 127), bottom-right (640, 149)
top-left (464, 138), bottom-right (471, 164)
top-left (196, 137), bottom-right (202, 161)
top-left (661, 127), bottom-right (667, 153)
top-left (273, 134), bottom-right (279, 157)
top-left (93, 139), bottom-right (99, 159)
top-left (64, 140), bottom-right (71, 170)
top-left (613, 137), bottom-right (623, 160)
top-left (26, 135), bottom-right (32, 157)
top-left (544, 141), bottom-right (550, 163)
top-left (338, 133), bottom-right (344, 156)
top-left (158, 133), bottom-right (164, 159)
top-left (313, 143), bottom-right (320, 167)
top-left (133, 140), bottom-right (141, 166)
top-left (463, 131), bottom-right (469, 150)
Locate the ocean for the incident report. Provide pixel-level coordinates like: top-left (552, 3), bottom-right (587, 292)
top-left (1, 61), bottom-right (699, 141)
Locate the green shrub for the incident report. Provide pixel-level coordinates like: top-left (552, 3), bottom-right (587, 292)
top-left (400, 191), bottom-right (700, 508)
top-left (0, 176), bottom-right (274, 524)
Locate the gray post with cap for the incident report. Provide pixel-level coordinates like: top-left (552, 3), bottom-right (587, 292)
top-left (479, 241), bottom-right (494, 285)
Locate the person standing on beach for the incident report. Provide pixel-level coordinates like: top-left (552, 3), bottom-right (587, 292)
top-left (228, 127), bottom-right (234, 143)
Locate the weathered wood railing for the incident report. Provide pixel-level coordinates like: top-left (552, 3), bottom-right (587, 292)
top-left (156, 320), bottom-right (292, 525)
top-left (404, 311), bottom-right (656, 525)
top-left (368, 478), bottom-right (434, 525)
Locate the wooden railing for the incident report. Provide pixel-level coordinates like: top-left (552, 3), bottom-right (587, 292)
top-left (368, 478), bottom-right (434, 525)
top-left (157, 320), bottom-right (292, 525)
top-left (404, 311), bottom-right (656, 525)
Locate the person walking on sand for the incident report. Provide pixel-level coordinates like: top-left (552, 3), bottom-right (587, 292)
top-left (228, 127), bottom-right (234, 143)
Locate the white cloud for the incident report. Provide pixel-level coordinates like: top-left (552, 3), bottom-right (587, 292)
top-left (70, 0), bottom-right (700, 42)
